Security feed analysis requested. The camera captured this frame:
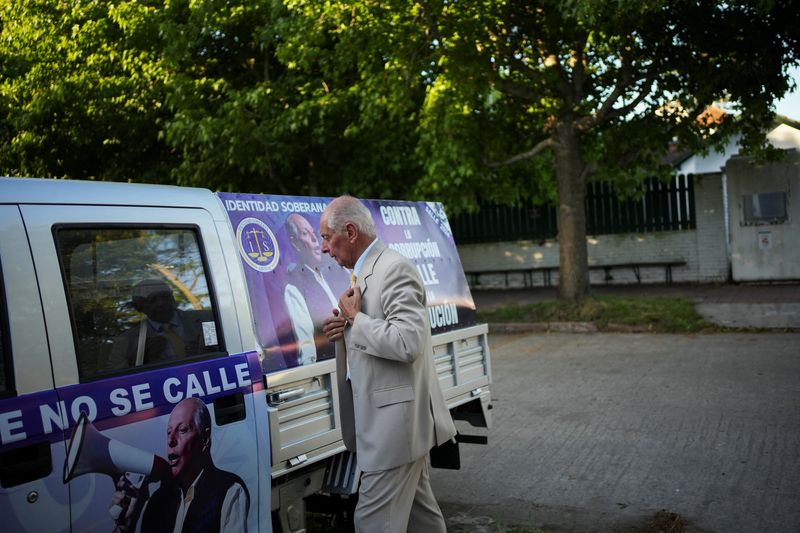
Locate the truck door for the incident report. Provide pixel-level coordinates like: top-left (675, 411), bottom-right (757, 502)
top-left (18, 204), bottom-right (267, 532)
top-left (0, 206), bottom-right (71, 531)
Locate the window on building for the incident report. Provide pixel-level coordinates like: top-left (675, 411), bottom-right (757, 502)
top-left (742, 192), bottom-right (788, 225)
top-left (55, 227), bottom-right (224, 381)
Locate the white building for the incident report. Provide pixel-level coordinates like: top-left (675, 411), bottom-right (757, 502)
top-left (457, 123), bottom-right (800, 287)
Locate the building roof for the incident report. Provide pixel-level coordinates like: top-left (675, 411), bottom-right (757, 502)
top-left (676, 123), bottom-right (800, 175)
top-left (766, 123), bottom-right (800, 150)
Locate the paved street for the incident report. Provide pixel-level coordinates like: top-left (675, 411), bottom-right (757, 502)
top-left (432, 332), bottom-right (800, 532)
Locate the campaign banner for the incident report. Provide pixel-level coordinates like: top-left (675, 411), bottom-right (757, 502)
top-left (0, 351), bottom-right (266, 533)
top-left (0, 352), bottom-right (262, 450)
top-left (219, 194), bottom-right (477, 374)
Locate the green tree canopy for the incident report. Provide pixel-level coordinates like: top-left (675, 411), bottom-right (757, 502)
top-left (132, 0), bottom-right (427, 195)
top-left (0, 0), bottom-right (174, 181)
top-left (2, 1), bottom-right (798, 300)
top-left (395, 0), bottom-right (800, 299)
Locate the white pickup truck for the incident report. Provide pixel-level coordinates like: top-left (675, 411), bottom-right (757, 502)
top-left (0, 177), bottom-right (492, 532)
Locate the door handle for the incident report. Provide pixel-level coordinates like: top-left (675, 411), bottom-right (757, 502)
top-left (266, 387), bottom-right (306, 407)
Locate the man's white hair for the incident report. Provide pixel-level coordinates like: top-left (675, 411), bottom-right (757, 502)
top-left (327, 195), bottom-right (376, 238)
top-left (182, 397), bottom-right (211, 449)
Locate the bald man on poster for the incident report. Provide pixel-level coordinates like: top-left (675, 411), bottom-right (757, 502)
top-left (320, 195), bottom-right (457, 533)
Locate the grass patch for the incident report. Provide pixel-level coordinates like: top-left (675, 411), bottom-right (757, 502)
top-left (476, 296), bottom-right (720, 333)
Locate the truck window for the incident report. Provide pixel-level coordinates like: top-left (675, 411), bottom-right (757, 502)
top-left (0, 313), bottom-right (5, 393)
top-left (55, 227), bottom-right (224, 380)
top-left (0, 261), bottom-right (10, 395)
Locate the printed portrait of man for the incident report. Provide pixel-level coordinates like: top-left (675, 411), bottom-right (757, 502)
top-left (283, 213), bottom-right (348, 365)
top-left (111, 397), bottom-right (250, 533)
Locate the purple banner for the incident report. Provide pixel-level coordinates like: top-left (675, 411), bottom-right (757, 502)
top-left (219, 194), bottom-right (477, 374)
top-left (0, 352), bottom-right (266, 532)
top-left (0, 352), bottom-right (262, 451)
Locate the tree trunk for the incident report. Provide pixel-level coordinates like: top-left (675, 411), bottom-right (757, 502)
top-left (554, 125), bottom-right (590, 301)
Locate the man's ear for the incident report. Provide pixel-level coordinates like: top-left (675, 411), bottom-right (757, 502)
top-left (345, 222), bottom-right (358, 243)
top-left (201, 428), bottom-right (212, 452)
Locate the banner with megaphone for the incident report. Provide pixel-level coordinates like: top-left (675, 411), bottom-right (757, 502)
top-left (63, 412), bottom-right (170, 484)
top-left (0, 351), bottom-right (268, 533)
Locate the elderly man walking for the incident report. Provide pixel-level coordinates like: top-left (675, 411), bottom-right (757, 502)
top-left (321, 195), bottom-right (456, 533)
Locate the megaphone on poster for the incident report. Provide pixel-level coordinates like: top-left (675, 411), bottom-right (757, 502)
top-left (63, 412), bottom-right (170, 484)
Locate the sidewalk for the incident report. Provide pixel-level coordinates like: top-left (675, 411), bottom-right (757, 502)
top-left (471, 282), bottom-right (800, 329)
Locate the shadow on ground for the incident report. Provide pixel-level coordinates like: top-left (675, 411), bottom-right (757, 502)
top-left (444, 503), bottom-right (713, 533)
top-left (308, 504), bottom-right (714, 533)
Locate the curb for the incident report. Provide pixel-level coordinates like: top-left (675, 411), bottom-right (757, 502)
top-left (488, 322), bottom-right (651, 334)
top-left (489, 322), bottom-right (596, 334)
top-left (487, 322), bottom-right (800, 334)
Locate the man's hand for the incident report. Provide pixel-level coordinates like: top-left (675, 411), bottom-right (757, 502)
top-left (110, 473), bottom-right (148, 533)
top-left (338, 287), bottom-right (361, 324)
top-left (323, 308), bottom-right (347, 341)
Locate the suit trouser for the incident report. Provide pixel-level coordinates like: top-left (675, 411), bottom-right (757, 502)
top-left (354, 455), bottom-right (447, 533)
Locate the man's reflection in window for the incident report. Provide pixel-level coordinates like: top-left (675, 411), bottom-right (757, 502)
top-left (106, 279), bottom-right (215, 370)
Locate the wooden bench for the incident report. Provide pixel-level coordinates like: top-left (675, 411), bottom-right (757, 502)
top-left (466, 260), bottom-right (686, 288)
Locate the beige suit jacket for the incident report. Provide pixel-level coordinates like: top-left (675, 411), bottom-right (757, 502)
top-left (335, 241), bottom-right (456, 472)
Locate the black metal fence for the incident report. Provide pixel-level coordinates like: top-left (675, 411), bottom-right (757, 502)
top-left (451, 175), bottom-right (696, 244)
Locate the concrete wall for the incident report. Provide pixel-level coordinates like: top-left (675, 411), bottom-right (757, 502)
top-left (726, 151), bottom-right (800, 282)
top-left (457, 174), bottom-right (729, 288)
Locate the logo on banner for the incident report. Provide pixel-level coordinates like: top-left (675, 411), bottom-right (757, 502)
top-left (425, 202), bottom-right (453, 238)
top-left (236, 217), bottom-right (280, 272)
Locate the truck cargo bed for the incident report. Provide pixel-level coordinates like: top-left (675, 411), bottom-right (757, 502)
top-left (266, 323), bottom-right (492, 477)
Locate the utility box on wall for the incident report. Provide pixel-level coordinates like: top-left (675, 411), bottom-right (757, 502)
top-left (726, 150), bottom-right (800, 282)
